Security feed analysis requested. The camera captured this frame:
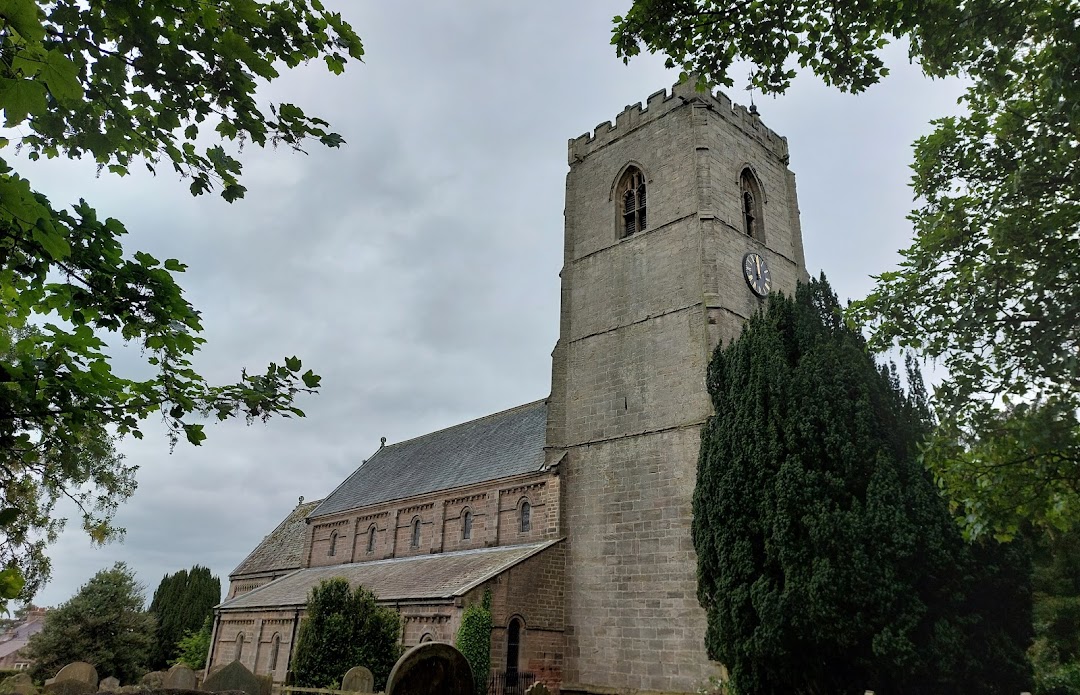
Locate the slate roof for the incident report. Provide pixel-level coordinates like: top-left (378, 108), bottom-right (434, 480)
top-left (231, 498), bottom-right (324, 577)
top-left (309, 400), bottom-right (548, 519)
top-left (217, 539), bottom-right (560, 609)
top-left (0, 611), bottom-right (45, 659)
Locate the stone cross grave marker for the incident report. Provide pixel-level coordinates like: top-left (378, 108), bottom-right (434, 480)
top-left (386, 643), bottom-right (473, 695)
top-left (341, 666), bottom-right (374, 693)
top-left (165, 664), bottom-right (199, 690)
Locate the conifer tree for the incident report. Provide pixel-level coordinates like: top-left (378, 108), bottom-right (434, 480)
top-left (148, 565), bottom-right (221, 669)
top-left (693, 277), bottom-right (1032, 694)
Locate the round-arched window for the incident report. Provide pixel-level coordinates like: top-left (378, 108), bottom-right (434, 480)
top-left (462, 509), bottom-right (473, 540)
top-left (411, 517), bottom-right (422, 548)
top-left (519, 501), bottom-right (531, 533)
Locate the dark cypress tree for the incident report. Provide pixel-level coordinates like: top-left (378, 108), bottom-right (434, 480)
top-left (693, 277), bottom-right (1031, 694)
top-left (148, 565), bottom-right (221, 668)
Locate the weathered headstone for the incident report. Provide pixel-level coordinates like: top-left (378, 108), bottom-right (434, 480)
top-left (97, 677), bottom-right (119, 692)
top-left (138, 671), bottom-right (166, 689)
top-left (42, 681), bottom-right (93, 695)
top-left (53, 663), bottom-right (97, 691)
top-left (386, 643), bottom-right (472, 695)
top-left (165, 664), bottom-right (198, 690)
top-left (3, 674), bottom-right (36, 695)
top-left (524, 684), bottom-right (549, 695)
top-left (200, 661), bottom-right (261, 695)
top-left (341, 666), bottom-right (374, 693)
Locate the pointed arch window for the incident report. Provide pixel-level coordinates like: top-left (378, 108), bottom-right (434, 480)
top-left (367, 525), bottom-right (377, 553)
top-left (235, 633), bottom-right (244, 662)
top-left (519, 500), bottom-right (531, 533)
top-left (618, 166), bottom-right (647, 238)
top-left (462, 508), bottom-right (473, 540)
top-left (411, 517), bottom-right (422, 548)
top-left (740, 168), bottom-right (764, 241)
top-left (328, 530), bottom-right (338, 557)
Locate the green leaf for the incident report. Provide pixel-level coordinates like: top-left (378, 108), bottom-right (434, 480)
top-left (302, 370), bottom-right (321, 388)
top-left (0, 77), bottom-right (48, 126)
top-left (0, 0), bottom-right (45, 42)
top-left (0, 568), bottom-right (24, 600)
top-left (285, 356), bottom-right (301, 372)
top-left (31, 225), bottom-right (71, 260)
top-left (0, 507), bottom-right (20, 527)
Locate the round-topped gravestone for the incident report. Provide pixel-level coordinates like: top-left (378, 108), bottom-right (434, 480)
top-left (97, 677), bottom-right (120, 692)
top-left (386, 643), bottom-right (472, 695)
top-left (165, 664), bottom-right (198, 690)
top-left (54, 663), bottom-right (97, 690)
top-left (341, 666), bottom-right (374, 693)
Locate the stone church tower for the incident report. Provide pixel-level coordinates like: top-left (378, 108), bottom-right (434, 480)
top-left (546, 80), bottom-right (808, 694)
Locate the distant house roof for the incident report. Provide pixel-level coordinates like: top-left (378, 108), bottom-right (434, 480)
top-left (231, 499), bottom-right (324, 578)
top-left (218, 539), bottom-right (560, 610)
top-left (0, 610), bottom-right (46, 660)
top-left (309, 400), bottom-right (548, 519)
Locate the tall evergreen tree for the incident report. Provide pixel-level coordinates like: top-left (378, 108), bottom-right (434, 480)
top-left (694, 277), bottom-right (1032, 694)
top-left (291, 579), bottom-right (401, 691)
top-left (148, 565), bottom-right (221, 669)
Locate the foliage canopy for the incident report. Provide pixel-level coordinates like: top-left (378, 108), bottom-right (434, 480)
top-left (0, 0), bottom-right (362, 604)
top-left (614, 0), bottom-right (1080, 538)
top-left (291, 578), bottom-right (401, 691)
top-left (694, 278), bottom-right (1032, 694)
top-left (25, 562), bottom-right (155, 683)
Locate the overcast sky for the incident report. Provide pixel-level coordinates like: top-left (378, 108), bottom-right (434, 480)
top-left (24, 1), bottom-right (966, 607)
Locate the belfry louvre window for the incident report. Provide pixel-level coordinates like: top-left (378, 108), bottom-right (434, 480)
top-left (619, 167), bottom-right (647, 237)
top-left (740, 168), bottom-right (764, 241)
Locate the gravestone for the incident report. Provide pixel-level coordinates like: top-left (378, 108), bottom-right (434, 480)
top-left (165, 664), bottom-right (198, 690)
top-left (97, 678), bottom-right (119, 692)
top-left (200, 661), bottom-right (261, 695)
top-left (54, 663), bottom-right (97, 691)
top-left (139, 671), bottom-right (166, 689)
top-left (3, 674), bottom-right (36, 695)
top-left (524, 684), bottom-right (549, 695)
top-left (386, 643), bottom-right (472, 695)
top-left (341, 666), bottom-right (374, 693)
top-left (43, 682), bottom-right (93, 695)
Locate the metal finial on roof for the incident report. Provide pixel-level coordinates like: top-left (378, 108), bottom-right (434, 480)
top-left (298, 496), bottom-right (304, 505)
top-left (380, 436), bottom-right (387, 448)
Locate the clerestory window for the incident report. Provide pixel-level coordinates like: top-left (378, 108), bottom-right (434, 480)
top-left (411, 517), bottom-right (421, 548)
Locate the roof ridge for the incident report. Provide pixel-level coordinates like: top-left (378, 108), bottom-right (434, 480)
top-left (382, 398), bottom-right (546, 450)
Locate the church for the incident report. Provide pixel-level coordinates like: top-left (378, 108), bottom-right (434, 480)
top-left (208, 78), bottom-right (808, 695)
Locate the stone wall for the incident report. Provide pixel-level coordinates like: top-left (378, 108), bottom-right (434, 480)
top-left (301, 469), bottom-right (559, 567)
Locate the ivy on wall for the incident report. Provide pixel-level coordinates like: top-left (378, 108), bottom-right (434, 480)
top-left (456, 591), bottom-right (492, 695)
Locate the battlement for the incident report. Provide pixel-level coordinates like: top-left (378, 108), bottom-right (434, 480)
top-left (568, 78), bottom-right (789, 164)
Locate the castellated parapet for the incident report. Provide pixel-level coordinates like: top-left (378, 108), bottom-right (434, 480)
top-left (568, 78), bottom-right (789, 164)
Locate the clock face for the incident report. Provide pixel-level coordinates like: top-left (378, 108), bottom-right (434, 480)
top-left (742, 252), bottom-right (772, 297)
